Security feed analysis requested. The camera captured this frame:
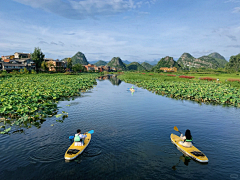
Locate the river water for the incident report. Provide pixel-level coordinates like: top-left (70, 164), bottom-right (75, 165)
top-left (1, 75), bottom-right (240, 180)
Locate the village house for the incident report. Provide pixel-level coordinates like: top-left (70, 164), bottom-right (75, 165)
top-left (98, 66), bottom-right (104, 72)
top-left (160, 67), bottom-right (177, 72)
top-left (83, 64), bottom-right (113, 72)
top-left (1, 52), bottom-right (69, 72)
top-left (84, 64), bottom-right (96, 71)
top-left (44, 58), bottom-right (54, 62)
top-left (0, 53), bottom-right (36, 72)
top-left (0, 58), bottom-right (36, 72)
top-left (46, 59), bottom-right (66, 72)
top-left (1, 55), bottom-right (14, 61)
top-left (102, 65), bottom-right (110, 72)
top-left (14, 52), bottom-right (31, 59)
top-left (111, 67), bottom-right (117, 72)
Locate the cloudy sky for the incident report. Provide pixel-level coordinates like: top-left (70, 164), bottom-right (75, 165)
top-left (0, 0), bottom-right (240, 62)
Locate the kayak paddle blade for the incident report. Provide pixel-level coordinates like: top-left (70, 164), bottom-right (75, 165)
top-left (69, 136), bottom-right (74, 140)
top-left (173, 126), bottom-right (181, 134)
top-left (88, 130), bottom-right (94, 134)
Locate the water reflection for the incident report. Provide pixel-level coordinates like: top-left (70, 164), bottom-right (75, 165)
top-left (172, 155), bottom-right (191, 170)
top-left (98, 75), bottom-right (122, 85)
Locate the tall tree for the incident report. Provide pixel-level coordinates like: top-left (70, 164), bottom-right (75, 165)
top-left (31, 47), bottom-right (45, 72)
top-left (67, 58), bottom-right (72, 70)
top-left (226, 54), bottom-right (240, 72)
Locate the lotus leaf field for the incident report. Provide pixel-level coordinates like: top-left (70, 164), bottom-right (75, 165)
top-left (0, 74), bottom-right (97, 134)
top-left (119, 73), bottom-right (240, 107)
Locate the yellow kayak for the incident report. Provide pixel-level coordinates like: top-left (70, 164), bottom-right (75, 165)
top-left (170, 133), bottom-right (208, 163)
top-left (64, 133), bottom-right (91, 160)
top-left (130, 88), bottom-right (135, 92)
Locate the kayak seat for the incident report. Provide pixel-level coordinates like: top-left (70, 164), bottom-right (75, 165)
top-left (75, 142), bottom-right (84, 146)
top-left (67, 149), bottom-right (80, 155)
top-left (191, 151), bottom-right (205, 156)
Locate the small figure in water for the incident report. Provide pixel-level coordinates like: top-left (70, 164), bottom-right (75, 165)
top-left (74, 129), bottom-right (87, 146)
top-left (129, 86), bottom-right (135, 92)
top-left (179, 129), bottom-right (193, 148)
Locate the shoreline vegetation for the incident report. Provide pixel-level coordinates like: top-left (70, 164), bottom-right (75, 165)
top-left (0, 73), bottom-right (98, 134)
top-left (1, 71), bottom-right (240, 134)
top-left (118, 72), bottom-right (240, 107)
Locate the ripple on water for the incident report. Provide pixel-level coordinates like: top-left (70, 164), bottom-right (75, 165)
top-left (29, 143), bottom-right (65, 163)
top-left (83, 145), bottom-right (102, 157)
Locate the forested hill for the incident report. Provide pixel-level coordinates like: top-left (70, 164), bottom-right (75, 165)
top-left (208, 52), bottom-right (228, 67)
top-left (126, 62), bottom-right (146, 71)
top-left (152, 56), bottom-right (180, 71)
top-left (94, 60), bottom-right (107, 66)
top-left (141, 62), bottom-right (153, 70)
top-left (177, 52), bottom-right (227, 69)
top-left (71, 52), bottom-right (89, 65)
top-left (107, 57), bottom-right (127, 70)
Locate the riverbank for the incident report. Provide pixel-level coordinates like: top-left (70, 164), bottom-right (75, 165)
top-left (118, 72), bottom-right (240, 107)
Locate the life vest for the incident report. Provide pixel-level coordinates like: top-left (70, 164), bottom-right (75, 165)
top-left (185, 137), bottom-right (193, 142)
top-left (74, 134), bottom-right (82, 142)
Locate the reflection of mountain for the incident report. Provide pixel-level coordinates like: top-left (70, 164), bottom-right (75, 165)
top-left (98, 75), bottom-right (122, 85)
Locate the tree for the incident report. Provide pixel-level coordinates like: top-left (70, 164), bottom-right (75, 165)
top-left (225, 54), bottom-right (240, 72)
top-left (31, 47), bottom-right (45, 72)
top-left (67, 58), bottom-right (72, 70)
top-left (41, 61), bottom-right (48, 72)
top-left (72, 63), bottom-right (85, 73)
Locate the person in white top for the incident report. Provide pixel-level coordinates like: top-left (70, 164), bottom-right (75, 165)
top-left (74, 129), bottom-right (87, 146)
top-left (179, 129), bottom-right (193, 148)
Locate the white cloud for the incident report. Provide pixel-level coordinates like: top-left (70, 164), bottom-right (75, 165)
top-left (233, 7), bottom-right (240, 13)
top-left (14, 0), bottom-right (138, 19)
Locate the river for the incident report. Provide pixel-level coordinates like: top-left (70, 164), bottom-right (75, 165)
top-left (0, 75), bottom-right (240, 180)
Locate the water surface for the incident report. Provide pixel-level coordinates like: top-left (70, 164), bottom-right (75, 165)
top-left (1, 76), bottom-right (240, 180)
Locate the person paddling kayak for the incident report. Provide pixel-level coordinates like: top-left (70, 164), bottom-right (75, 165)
top-left (179, 129), bottom-right (193, 148)
top-left (74, 129), bottom-right (87, 146)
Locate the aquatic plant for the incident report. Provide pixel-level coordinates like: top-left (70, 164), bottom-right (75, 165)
top-left (0, 74), bottom-right (97, 134)
top-left (119, 73), bottom-right (240, 108)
